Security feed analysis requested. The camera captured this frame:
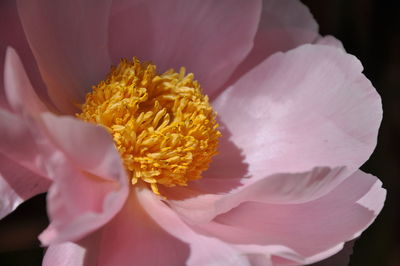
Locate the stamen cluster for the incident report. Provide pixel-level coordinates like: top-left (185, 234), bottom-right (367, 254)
top-left (77, 58), bottom-right (221, 194)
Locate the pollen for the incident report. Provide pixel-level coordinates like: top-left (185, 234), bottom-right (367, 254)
top-left (77, 58), bottom-right (221, 195)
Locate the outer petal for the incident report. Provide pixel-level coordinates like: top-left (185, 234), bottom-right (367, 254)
top-left (196, 170), bottom-right (385, 265)
top-left (0, 0), bottom-right (48, 111)
top-left (44, 189), bottom-right (190, 266)
top-left (137, 188), bottom-right (251, 266)
top-left (0, 153), bottom-right (50, 219)
top-left (228, 0), bottom-right (319, 87)
top-left (168, 167), bottom-right (346, 224)
top-left (170, 44), bottom-right (382, 223)
top-left (213, 44), bottom-right (382, 184)
top-left (42, 190), bottom-right (190, 266)
top-left (39, 114), bottom-right (128, 245)
top-left (17, 0), bottom-right (112, 113)
top-left (315, 35), bottom-right (345, 50)
top-left (4, 47), bottom-right (48, 114)
top-left (94, 190), bottom-right (190, 266)
top-left (0, 109), bottom-right (48, 176)
top-left (0, 88), bottom-right (55, 219)
top-left (43, 234), bottom-right (101, 266)
top-left (0, 109), bottom-right (52, 217)
top-left (109, 0), bottom-right (261, 97)
top-left (43, 242), bottom-right (87, 266)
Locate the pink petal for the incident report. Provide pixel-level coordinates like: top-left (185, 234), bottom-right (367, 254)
top-left (0, 109), bottom-right (48, 176)
top-left (169, 167), bottom-right (347, 223)
top-left (43, 242), bottom-right (87, 266)
top-left (215, 167), bottom-right (347, 205)
top-left (197, 170), bottom-right (385, 264)
top-left (4, 47), bottom-right (48, 114)
top-left (43, 190), bottom-right (192, 266)
top-left (0, 153), bottom-right (50, 219)
top-left (40, 114), bottom-right (125, 179)
top-left (213, 44), bottom-right (382, 185)
top-left (39, 114), bottom-right (128, 245)
top-left (136, 188), bottom-right (251, 266)
top-left (43, 234), bottom-right (101, 266)
top-left (17, 0), bottom-right (112, 114)
top-left (170, 44), bottom-right (382, 223)
top-left (94, 190), bottom-right (190, 266)
top-left (315, 35), bottom-right (345, 50)
top-left (0, 0), bottom-right (48, 111)
top-left (0, 109), bottom-right (52, 217)
top-left (108, 0), bottom-right (261, 97)
top-left (228, 0), bottom-right (319, 86)
top-left (203, 124), bottom-right (250, 183)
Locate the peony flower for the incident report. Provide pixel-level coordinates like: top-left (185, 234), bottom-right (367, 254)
top-left (0, 0), bottom-right (385, 265)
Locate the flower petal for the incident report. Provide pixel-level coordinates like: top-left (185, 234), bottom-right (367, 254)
top-left (39, 114), bottom-right (128, 245)
top-left (43, 233), bottom-right (102, 266)
top-left (0, 109), bottom-right (48, 175)
top-left (17, 0), bottom-right (112, 113)
top-left (137, 188), bottom-right (251, 266)
top-left (94, 190), bottom-right (190, 266)
top-left (0, 153), bottom-right (50, 219)
top-left (213, 44), bottom-right (382, 183)
top-left (40, 114), bottom-right (126, 179)
top-left (43, 242), bottom-right (87, 266)
top-left (316, 35), bottom-right (345, 50)
top-left (4, 47), bottom-right (48, 114)
top-left (43, 191), bottom-right (206, 266)
top-left (171, 44), bottom-right (382, 223)
top-left (228, 0), bottom-right (319, 86)
top-left (0, 0), bottom-right (48, 111)
top-left (108, 0), bottom-right (262, 97)
top-left (197, 170), bottom-right (385, 264)
top-left (169, 167), bottom-right (347, 223)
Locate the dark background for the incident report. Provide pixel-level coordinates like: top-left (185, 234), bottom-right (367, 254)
top-left (0, 0), bottom-right (399, 265)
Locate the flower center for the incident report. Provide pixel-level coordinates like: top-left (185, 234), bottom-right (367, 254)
top-left (77, 58), bottom-right (221, 194)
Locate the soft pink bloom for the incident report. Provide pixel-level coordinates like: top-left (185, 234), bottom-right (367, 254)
top-left (0, 0), bottom-right (385, 265)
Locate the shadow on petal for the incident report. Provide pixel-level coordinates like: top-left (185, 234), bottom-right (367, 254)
top-left (159, 120), bottom-right (249, 200)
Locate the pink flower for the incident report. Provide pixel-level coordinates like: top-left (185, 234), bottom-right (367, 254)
top-left (0, 0), bottom-right (385, 265)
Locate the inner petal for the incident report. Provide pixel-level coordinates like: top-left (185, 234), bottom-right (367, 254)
top-left (77, 58), bottom-right (221, 194)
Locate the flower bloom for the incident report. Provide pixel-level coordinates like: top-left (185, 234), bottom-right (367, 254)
top-left (0, 0), bottom-right (385, 265)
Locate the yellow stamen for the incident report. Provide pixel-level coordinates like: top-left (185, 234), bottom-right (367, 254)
top-left (77, 58), bottom-right (221, 194)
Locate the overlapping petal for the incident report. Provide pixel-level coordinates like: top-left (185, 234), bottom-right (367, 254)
top-left (168, 167), bottom-right (346, 223)
top-left (0, 0), bottom-right (47, 111)
top-left (168, 43), bottom-right (382, 223)
top-left (0, 153), bottom-right (50, 219)
top-left (214, 44), bottom-right (381, 179)
top-left (0, 109), bottom-right (48, 176)
top-left (43, 241), bottom-right (92, 266)
top-left (229, 0), bottom-right (320, 86)
top-left (17, 0), bottom-right (112, 114)
top-left (195, 170), bottom-right (385, 264)
top-left (136, 188), bottom-right (251, 266)
top-left (109, 0), bottom-right (262, 97)
top-left (39, 114), bottom-right (128, 245)
top-left (0, 48), bottom-right (53, 219)
top-left (43, 189), bottom-right (250, 266)
top-left (95, 190), bottom-right (190, 266)
top-left (4, 47), bottom-right (48, 114)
